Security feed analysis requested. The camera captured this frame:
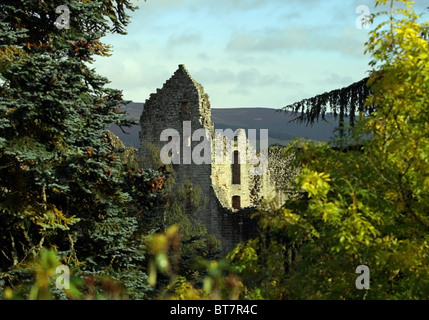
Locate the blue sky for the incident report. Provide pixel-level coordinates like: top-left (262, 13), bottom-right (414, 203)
top-left (93, 0), bottom-right (428, 109)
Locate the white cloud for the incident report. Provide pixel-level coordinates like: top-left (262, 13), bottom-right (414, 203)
top-left (226, 24), bottom-right (368, 58)
top-left (318, 73), bottom-right (354, 87)
top-left (94, 0), bottom-right (381, 108)
top-left (167, 32), bottom-right (202, 47)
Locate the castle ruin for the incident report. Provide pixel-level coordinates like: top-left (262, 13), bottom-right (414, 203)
top-left (139, 65), bottom-right (290, 251)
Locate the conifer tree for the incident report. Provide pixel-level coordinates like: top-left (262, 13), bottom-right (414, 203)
top-left (0, 0), bottom-right (162, 299)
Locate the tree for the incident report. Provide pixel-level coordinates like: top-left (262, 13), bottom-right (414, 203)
top-left (230, 0), bottom-right (429, 299)
top-left (0, 0), bottom-right (164, 299)
top-left (281, 77), bottom-right (372, 134)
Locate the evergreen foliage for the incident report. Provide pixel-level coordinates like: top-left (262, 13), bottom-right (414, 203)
top-left (282, 77), bottom-right (373, 132)
top-left (0, 0), bottom-right (165, 300)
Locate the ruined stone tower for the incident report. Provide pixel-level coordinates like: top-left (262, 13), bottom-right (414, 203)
top-left (139, 64), bottom-right (216, 233)
top-left (139, 65), bottom-right (290, 251)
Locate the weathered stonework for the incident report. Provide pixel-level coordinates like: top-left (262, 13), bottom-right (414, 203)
top-left (139, 65), bottom-right (293, 252)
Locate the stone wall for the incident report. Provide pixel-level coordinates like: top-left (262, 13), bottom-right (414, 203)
top-left (211, 129), bottom-right (289, 211)
top-left (213, 194), bottom-right (259, 253)
top-left (139, 64), bottom-right (216, 233)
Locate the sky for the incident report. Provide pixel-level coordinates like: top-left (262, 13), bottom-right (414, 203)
top-left (93, 0), bottom-right (428, 109)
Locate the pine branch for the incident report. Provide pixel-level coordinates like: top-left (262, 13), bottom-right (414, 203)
top-left (280, 77), bottom-right (374, 135)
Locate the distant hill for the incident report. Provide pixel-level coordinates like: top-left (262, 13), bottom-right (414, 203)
top-left (108, 102), bottom-right (143, 148)
top-left (211, 107), bottom-right (340, 146)
top-left (109, 102), bottom-right (341, 148)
